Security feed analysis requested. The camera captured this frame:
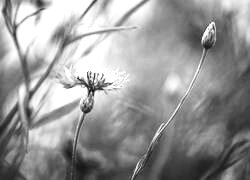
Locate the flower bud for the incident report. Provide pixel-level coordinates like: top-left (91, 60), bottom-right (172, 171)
top-left (80, 91), bottom-right (94, 113)
top-left (201, 22), bottom-right (216, 49)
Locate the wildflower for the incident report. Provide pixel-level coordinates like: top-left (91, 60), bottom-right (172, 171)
top-left (56, 66), bottom-right (129, 113)
top-left (57, 67), bottom-right (128, 92)
top-left (201, 22), bottom-right (216, 49)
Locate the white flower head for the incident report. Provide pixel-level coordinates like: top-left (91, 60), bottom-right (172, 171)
top-left (56, 66), bottom-right (129, 93)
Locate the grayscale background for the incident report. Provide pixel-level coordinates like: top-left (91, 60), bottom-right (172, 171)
top-left (1, 0), bottom-right (250, 180)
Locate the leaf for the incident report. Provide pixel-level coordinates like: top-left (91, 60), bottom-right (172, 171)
top-left (66, 26), bottom-right (137, 45)
top-left (30, 99), bottom-right (79, 129)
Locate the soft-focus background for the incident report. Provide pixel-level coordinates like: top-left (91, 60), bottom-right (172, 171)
top-left (1, 0), bottom-right (250, 180)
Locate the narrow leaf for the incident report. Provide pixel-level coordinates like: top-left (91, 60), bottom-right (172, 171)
top-left (31, 99), bottom-right (79, 129)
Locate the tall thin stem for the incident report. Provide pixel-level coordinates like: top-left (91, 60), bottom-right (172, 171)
top-left (130, 48), bottom-right (208, 180)
top-left (161, 48), bottom-right (207, 131)
top-left (70, 112), bottom-right (86, 180)
top-left (67, 26), bottom-right (136, 45)
top-left (79, 0), bottom-right (98, 20)
top-left (12, 29), bottom-right (30, 97)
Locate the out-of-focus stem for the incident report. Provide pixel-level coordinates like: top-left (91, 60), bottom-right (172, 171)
top-left (67, 26), bottom-right (137, 45)
top-left (81, 0), bottom-right (149, 56)
top-left (16, 8), bottom-right (45, 28)
top-left (70, 112), bottom-right (86, 180)
top-left (12, 30), bottom-right (30, 98)
top-left (79, 0), bottom-right (98, 20)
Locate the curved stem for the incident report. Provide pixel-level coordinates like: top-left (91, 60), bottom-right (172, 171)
top-left (161, 48), bottom-right (207, 131)
top-left (16, 8), bottom-right (45, 28)
top-left (130, 48), bottom-right (208, 180)
top-left (70, 112), bottom-right (86, 180)
top-left (67, 26), bottom-right (137, 45)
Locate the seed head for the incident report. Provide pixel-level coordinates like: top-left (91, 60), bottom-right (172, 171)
top-left (201, 22), bottom-right (216, 49)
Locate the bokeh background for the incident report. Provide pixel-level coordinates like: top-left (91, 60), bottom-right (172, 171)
top-left (1, 0), bottom-right (250, 180)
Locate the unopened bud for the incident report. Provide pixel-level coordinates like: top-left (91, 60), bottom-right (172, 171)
top-left (80, 91), bottom-right (94, 113)
top-left (201, 22), bottom-right (216, 49)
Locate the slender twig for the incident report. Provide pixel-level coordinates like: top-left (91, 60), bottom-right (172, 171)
top-left (17, 85), bottom-right (29, 153)
top-left (13, 1), bottom-right (21, 26)
top-left (130, 48), bottom-right (208, 180)
top-left (2, 12), bottom-right (30, 97)
top-left (12, 29), bottom-right (30, 95)
top-left (16, 7), bottom-right (45, 28)
top-left (79, 0), bottom-right (98, 20)
top-left (115, 0), bottom-right (149, 26)
top-left (82, 0), bottom-right (149, 56)
top-left (2, 2), bottom-right (45, 99)
top-left (0, 46), bottom-right (62, 136)
top-left (1, 1), bottom-right (44, 126)
top-left (70, 113), bottom-right (86, 180)
top-left (66, 26), bottom-right (137, 45)
top-left (2, 1), bottom-right (31, 116)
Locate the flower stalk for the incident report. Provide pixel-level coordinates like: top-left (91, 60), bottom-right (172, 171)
top-left (130, 22), bottom-right (216, 180)
top-left (56, 68), bottom-right (128, 180)
top-left (70, 112), bottom-right (86, 180)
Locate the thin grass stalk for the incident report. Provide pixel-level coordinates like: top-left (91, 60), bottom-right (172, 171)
top-left (82, 0), bottom-right (149, 56)
top-left (130, 48), bottom-right (208, 180)
top-left (0, 1), bottom-right (46, 133)
top-left (17, 85), bottom-right (29, 153)
top-left (16, 7), bottom-right (45, 28)
top-left (79, 0), bottom-right (98, 20)
top-left (115, 0), bottom-right (150, 26)
top-left (67, 26), bottom-right (137, 45)
top-left (12, 30), bottom-right (30, 97)
top-left (0, 47), bottom-right (63, 134)
top-left (2, 5), bottom-right (31, 100)
top-left (70, 112), bottom-right (86, 180)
